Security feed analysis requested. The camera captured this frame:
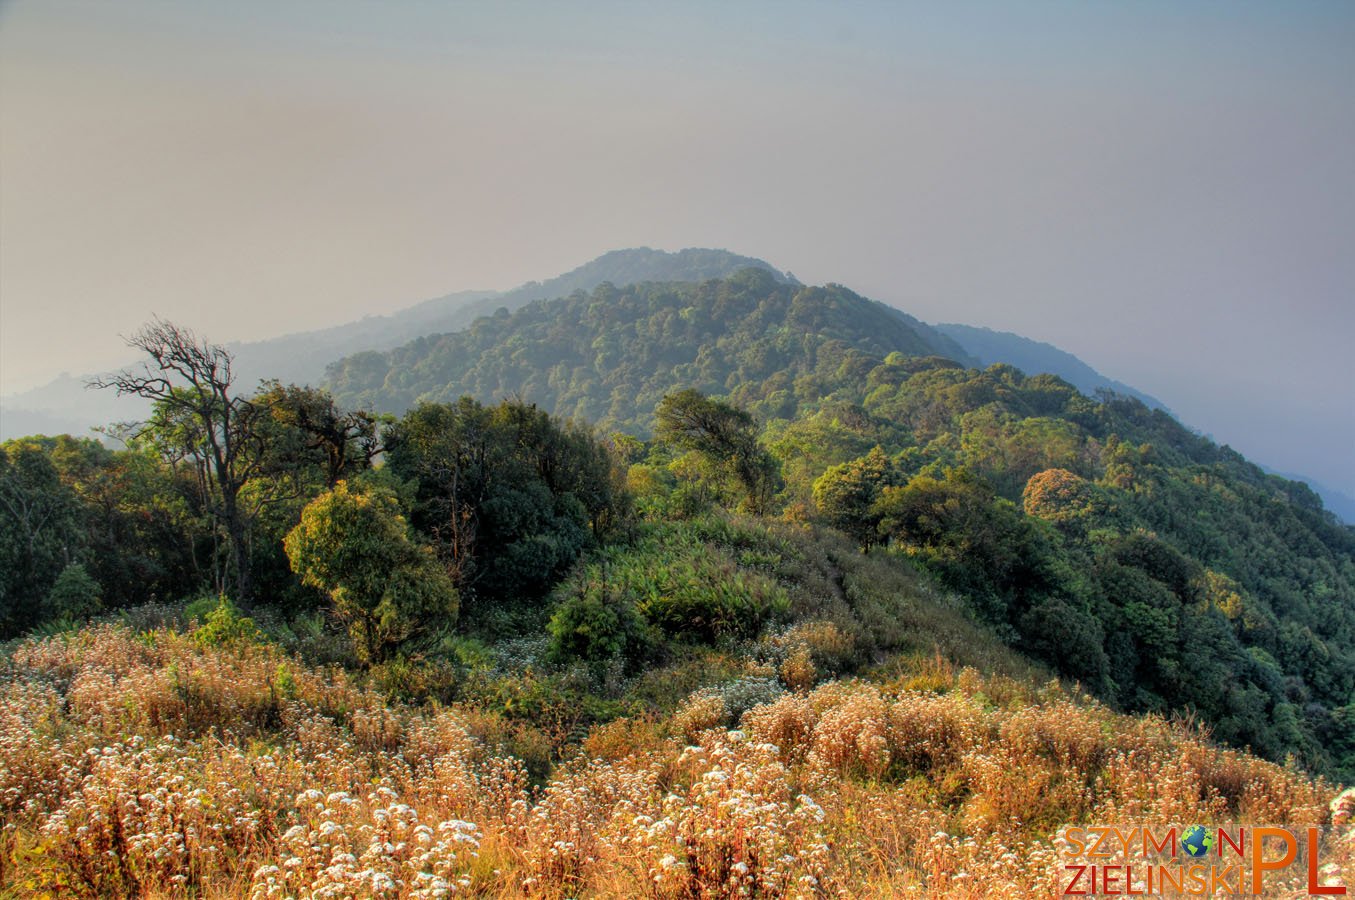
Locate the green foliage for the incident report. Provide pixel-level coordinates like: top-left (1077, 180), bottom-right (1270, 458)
top-left (10, 272), bottom-right (1355, 782)
top-left (655, 389), bottom-right (782, 515)
top-left (767, 403), bottom-right (912, 506)
top-left (11, 434), bottom-right (203, 613)
top-left (550, 523), bottom-right (790, 652)
top-left (546, 577), bottom-right (656, 672)
top-left (385, 398), bottom-right (623, 614)
top-left (0, 440), bottom-right (84, 635)
top-left (812, 446), bottom-right (900, 548)
top-left (44, 563), bottom-right (102, 621)
top-left (636, 556), bottom-right (787, 644)
top-left (325, 271), bottom-right (958, 433)
top-left (875, 469), bottom-right (1056, 627)
top-left (191, 596), bottom-right (260, 650)
top-left (284, 481), bottom-right (458, 663)
top-left (253, 380), bottom-right (382, 489)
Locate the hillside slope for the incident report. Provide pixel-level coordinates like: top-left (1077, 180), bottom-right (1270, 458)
top-left (325, 267), bottom-right (971, 431)
top-left (3, 512), bottom-right (1350, 897)
top-left (327, 270), bottom-right (1355, 777)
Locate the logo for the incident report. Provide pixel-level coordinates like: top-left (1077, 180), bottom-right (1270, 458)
top-left (1180, 824), bottom-right (1214, 859)
top-left (1058, 824), bottom-right (1346, 896)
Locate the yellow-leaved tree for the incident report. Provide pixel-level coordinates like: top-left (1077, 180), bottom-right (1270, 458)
top-left (285, 480), bottom-right (457, 663)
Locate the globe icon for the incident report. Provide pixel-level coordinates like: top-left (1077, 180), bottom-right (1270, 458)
top-left (1181, 825), bottom-right (1214, 858)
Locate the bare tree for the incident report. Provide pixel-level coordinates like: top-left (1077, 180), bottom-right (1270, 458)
top-left (90, 318), bottom-right (263, 601)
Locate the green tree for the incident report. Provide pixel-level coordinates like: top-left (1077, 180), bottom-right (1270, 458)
top-left (39, 434), bottom-right (204, 609)
top-left (765, 403), bottom-right (909, 505)
top-left (0, 441), bottom-right (83, 634)
top-left (546, 571), bottom-right (655, 673)
top-left (812, 447), bottom-right (900, 549)
top-left (385, 399), bottom-right (621, 611)
top-left (45, 562), bottom-right (102, 621)
top-left (874, 469), bottom-right (1055, 626)
top-left (655, 389), bottom-right (781, 514)
top-left (253, 381), bottom-right (382, 489)
top-left (284, 481), bottom-right (458, 663)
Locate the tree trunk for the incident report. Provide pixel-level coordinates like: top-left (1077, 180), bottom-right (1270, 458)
top-left (221, 486), bottom-right (252, 604)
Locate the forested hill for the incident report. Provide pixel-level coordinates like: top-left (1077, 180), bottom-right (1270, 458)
top-left (322, 267), bottom-right (1355, 775)
top-left (240, 249), bottom-right (801, 388)
top-left (0, 248), bottom-right (791, 442)
top-left (325, 267), bottom-right (972, 431)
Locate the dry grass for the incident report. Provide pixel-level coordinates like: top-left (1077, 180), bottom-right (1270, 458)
top-left (1, 623), bottom-right (1349, 898)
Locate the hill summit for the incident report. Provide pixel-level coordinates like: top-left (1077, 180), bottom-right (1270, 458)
top-left (324, 267), bottom-right (970, 430)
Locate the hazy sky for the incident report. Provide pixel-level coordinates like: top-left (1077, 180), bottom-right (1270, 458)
top-left (2, 1), bottom-right (1352, 493)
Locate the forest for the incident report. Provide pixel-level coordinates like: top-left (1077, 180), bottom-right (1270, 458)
top-left (2, 272), bottom-right (1353, 896)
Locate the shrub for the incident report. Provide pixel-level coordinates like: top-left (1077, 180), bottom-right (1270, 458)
top-left (546, 582), bottom-right (656, 673)
top-left (190, 596), bottom-right (260, 650)
top-left (1, 622), bottom-right (1346, 899)
top-left (44, 563), bottom-right (102, 621)
top-left (548, 525), bottom-right (790, 650)
top-left (285, 481), bottom-right (458, 663)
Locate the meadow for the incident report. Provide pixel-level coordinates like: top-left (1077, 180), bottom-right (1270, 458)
top-left (3, 619), bottom-right (1349, 898)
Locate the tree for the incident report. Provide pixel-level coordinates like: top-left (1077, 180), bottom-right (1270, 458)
top-left (1022, 467), bottom-right (1103, 534)
top-left (812, 446), bottom-right (900, 549)
top-left (546, 572), bottom-right (655, 673)
top-left (45, 563), bottom-right (103, 621)
top-left (0, 441), bottom-right (83, 634)
top-left (90, 319), bottom-right (265, 601)
top-left (284, 481), bottom-right (458, 663)
top-left (765, 403), bottom-right (909, 505)
top-left (385, 398), bottom-right (622, 610)
top-left (35, 434), bottom-right (202, 609)
top-left (253, 381), bottom-right (382, 489)
top-left (874, 469), bottom-right (1055, 625)
top-left (655, 389), bottom-right (781, 514)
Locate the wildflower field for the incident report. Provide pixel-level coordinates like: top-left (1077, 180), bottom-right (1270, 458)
top-left (3, 622), bottom-right (1350, 899)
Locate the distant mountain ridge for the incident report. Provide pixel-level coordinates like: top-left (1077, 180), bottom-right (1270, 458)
top-left (1, 248), bottom-right (793, 439)
top-left (364, 247), bottom-right (802, 353)
top-left (2, 246), bottom-right (1347, 522)
top-left (936, 323), bottom-right (1168, 412)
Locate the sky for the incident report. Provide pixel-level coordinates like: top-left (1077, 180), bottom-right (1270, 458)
top-left (1, 1), bottom-right (1352, 494)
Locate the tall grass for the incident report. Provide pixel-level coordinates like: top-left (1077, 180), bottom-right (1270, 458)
top-left (2, 622), bottom-right (1348, 898)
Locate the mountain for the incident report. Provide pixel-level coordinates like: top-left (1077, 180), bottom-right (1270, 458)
top-left (936, 323), bottom-right (1355, 525)
top-left (330, 269), bottom-right (1355, 777)
top-left (228, 289), bottom-right (500, 388)
top-left (324, 267), bottom-right (972, 431)
top-left (936, 322), bottom-right (1168, 411)
top-left (0, 248), bottom-right (791, 442)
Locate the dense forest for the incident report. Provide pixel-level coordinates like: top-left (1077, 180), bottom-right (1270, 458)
top-left (2, 272), bottom-right (1353, 895)
top-left (323, 268), bottom-right (969, 430)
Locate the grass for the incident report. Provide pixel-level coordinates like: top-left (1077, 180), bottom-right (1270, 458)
top-left (1, 618), bottom-right (1349, 898)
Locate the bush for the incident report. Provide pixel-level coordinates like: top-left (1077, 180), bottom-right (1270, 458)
top-left (285, 481), bottom-right (458, 663)
top-left (547, 524), bottom-right (790, 651)
top-left (44, 563), bottom-right (102, 621)
top-left (190, 596), bottom-right (260, 650)
top-left (546, 582), bottom-right (656, 673)
top-left (637, 557), bottom-right (788, 643)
